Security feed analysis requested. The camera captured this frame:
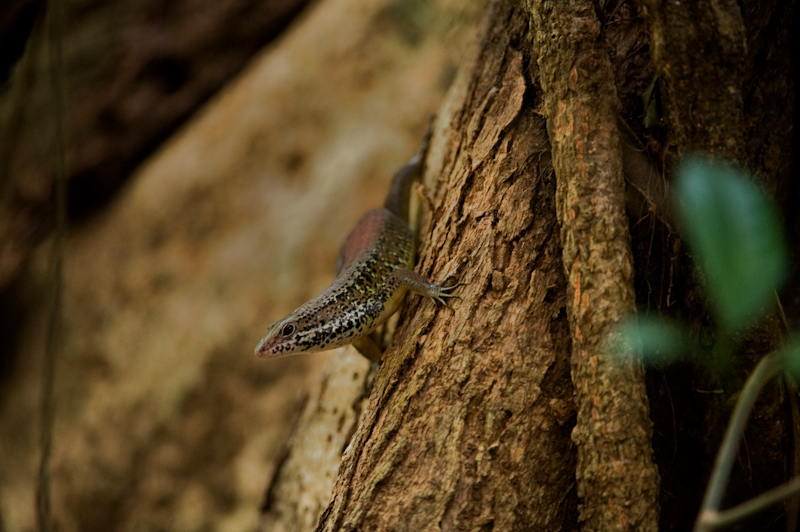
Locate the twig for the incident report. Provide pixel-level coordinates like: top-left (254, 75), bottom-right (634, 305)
top-left (37, 1), bottom-right (67, 530)
top-left (694, 352), bottom-right (783, 531)
top-left (698, 476), bottom-right (800, 530)
top-left (774, 291), bottom-right (790, 337)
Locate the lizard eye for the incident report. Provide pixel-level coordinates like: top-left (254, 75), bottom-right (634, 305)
top-left (280, 323), bottom-right (297, 337)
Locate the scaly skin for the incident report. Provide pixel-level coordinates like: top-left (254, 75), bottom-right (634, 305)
top-left (255, 119), bottom-right (457, 361)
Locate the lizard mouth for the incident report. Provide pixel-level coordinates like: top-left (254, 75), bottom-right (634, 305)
top-left (255, 343), bottom-right (300, 359)
top-left (254, 336), bottom-right (274, 358)
top-left (254, 321), bottom-right (282, 358)
top-left (254, 337), bottom-right (295, 359)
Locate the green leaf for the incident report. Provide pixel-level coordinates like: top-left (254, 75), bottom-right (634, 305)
top-left (617, 315), bottom-right (688, 364)
top-left (674, 156), bottom-right (788, 331)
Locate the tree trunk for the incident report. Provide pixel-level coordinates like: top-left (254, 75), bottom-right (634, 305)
top-left (268, 1), bottom-right (797, 531)
top-left (304, 1), bottom-right (579, 530)
top-left (0, 0), bottom-right (311, 292)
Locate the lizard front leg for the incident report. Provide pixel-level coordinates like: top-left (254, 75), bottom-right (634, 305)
top-left (385, 268), bottom-right (462, 306)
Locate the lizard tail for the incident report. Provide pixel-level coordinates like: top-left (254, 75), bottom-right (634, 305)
top-left (383, 114), bottom-right (435, 221)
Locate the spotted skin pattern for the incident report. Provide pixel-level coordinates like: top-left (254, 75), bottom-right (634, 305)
top-left (255, 119), bottom-right (458, 361)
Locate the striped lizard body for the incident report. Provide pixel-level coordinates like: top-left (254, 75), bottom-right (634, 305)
top-left (255, 118), bottom-right (458, 361)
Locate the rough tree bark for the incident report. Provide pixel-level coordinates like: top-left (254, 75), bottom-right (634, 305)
top-left (526, 1), bottom-right (660, 530)
top-left (265, 1), bottom-right (796, 531)
top-left (639, 0), bottom-right (747, 162)
top-left (315, 1), bottom-right (578, 529)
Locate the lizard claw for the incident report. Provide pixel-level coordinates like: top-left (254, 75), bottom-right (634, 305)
top-left (432, 281), bottom-right (465, 306)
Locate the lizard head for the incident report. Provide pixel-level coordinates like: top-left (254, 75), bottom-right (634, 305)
top-left (255, 288), bottom-right (370, 358)
top-left (255, 318), bottom-right (304, 358)
top-left (255, 309), bottom-right (343, 358)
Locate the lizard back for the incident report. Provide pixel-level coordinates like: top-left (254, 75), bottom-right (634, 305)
top-left (255, 117), bottom-right (444, 360)
top-left (255, 208), bottom-right (415, 357)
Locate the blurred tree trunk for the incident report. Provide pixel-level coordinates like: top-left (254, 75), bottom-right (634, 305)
top-left (263, 0), bottom-right (798, 531)
top-left (0, 1), bottom-right (482, 531)
top-left (0, 0), bottom-right (311, 293)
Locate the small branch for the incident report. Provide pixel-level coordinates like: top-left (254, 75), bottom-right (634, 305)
top-left (694, 352), bottom-right (784, 531)
top-left (37, 1), bottom-right (67, 531)
top-left (774, 291), bottom-right (790, 337)
top-left (697, 476), bottom-right (800, 531)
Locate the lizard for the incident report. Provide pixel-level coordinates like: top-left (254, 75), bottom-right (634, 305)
top-left (255, 118), bottom-right (459, 362)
